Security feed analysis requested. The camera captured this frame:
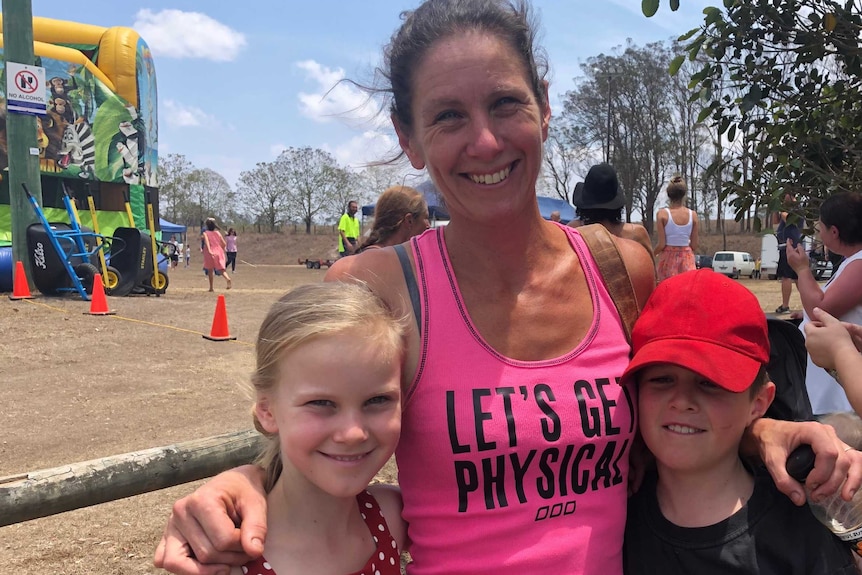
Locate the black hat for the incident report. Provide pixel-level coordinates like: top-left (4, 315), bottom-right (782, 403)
top-left (573, 163), bottom-right (624, 210)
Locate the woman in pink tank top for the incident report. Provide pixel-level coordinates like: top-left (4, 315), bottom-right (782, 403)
top-left (156, 2), bottom-right (862, 574)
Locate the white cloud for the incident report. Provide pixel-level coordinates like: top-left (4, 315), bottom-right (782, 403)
top-left (133, 9), bottom-right (246, 62)
top-left (163, 99), bottom-right (214, 128)
top-left (295, 60), bottom-right (387, 128)
top-left (323, 131), bottom-right (399, 170)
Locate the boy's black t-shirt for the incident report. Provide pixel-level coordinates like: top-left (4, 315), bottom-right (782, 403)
top-left (624, 466), bottom-right (857, 575)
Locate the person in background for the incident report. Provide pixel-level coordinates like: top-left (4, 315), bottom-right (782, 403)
top-left (337, 200), bottom-right (360, 257)
top-left (225, 228), bottom-right (238, 273)
top-left (201, 218), bottom-right (231, 292)
top-left (623, 270), bottom-right (856, 574)
top-left (788, 191), bottom-right (862, 414)
top-left (654, 175), bottom-right (698, 281)
top-left (154, 2), bottom-right (861, 574)
top-left (754, 256), bottom-right (762, 279)
top-left (774, 192), bottom-right (803, 314)
top-left (357, 185), bottom-right (430, 253)
top-left (571, 163), bottom-right (654, 259)
top-left (175, 239), bottom-right (184, 270)
top-left (235, 282), bottom-right (407, 575)
top-left (549, 210), bottom-right (561, 222)
top-left (184, 245), bottom-right (191, 268)
top-left (169, 237), bottom-right (180, 269)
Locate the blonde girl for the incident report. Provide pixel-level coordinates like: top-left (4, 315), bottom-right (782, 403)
top-left (235, 282), bottom-right (407, 575)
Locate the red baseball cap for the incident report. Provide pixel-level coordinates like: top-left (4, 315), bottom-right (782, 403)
top-left (620, 269), bottom-right (770, 392)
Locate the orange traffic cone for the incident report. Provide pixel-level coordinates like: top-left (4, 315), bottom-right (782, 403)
top-left (85, 273), bottom-right (115, 315)
top-left (203, 294), bottom-right (236, 341)
top-left (9, 260), bottom-right (34, 300)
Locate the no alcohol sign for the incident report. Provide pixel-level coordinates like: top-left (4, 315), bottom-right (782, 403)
top-left (6, 62), bottom-right (47, 116)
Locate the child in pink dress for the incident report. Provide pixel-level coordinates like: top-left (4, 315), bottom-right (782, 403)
top-left (201, 218), bottom-right (231, 291)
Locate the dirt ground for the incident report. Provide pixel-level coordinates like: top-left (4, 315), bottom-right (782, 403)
top-left (0, 230), bottom-right (801, 574)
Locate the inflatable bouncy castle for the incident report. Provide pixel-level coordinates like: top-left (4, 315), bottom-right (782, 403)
top-left (0, 16), bottom-right (158, 246)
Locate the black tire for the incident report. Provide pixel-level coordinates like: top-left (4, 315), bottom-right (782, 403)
top-left (313, 261), bottom-right (321, 269)
top-left (306, 260), bottom-right (314, 268)
top-left (73, 263), bottom-right (99, 294)
top-left (103, 266), bottom-right (122, 295)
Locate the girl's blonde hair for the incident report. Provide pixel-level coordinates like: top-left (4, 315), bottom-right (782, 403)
top-left (359, 185), bottom-right (428, 251)
top-left (252, 282), bottom-right (407, 491)
top-left (666, 175), bottom-right (688, 202)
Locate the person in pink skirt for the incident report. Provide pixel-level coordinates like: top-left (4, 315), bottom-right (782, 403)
top-left (655, 175), bottom-right (698, 281)
top-left (201, 218), bottom-right (231, 291)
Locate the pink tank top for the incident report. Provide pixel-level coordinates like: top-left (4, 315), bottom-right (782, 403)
top-left (396, 226), bottom-right (635, 575)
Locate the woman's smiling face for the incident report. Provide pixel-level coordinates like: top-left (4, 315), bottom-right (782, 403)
top-left (395, 30), bottom-right (550, 225)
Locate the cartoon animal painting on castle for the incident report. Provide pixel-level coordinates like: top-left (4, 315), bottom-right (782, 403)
top-left (58, 121), bottom-right (95, 179)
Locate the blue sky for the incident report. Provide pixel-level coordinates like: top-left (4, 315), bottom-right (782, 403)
top-left (20, 0), bottom-right (713, 189)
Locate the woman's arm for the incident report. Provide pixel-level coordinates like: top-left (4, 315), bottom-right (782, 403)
top-left (153, 465), bottom-right (268, 574)
top-left (689, 209), bottom-right (699, 253)
top-left (369, 484), bottom-right (409, 552)
top-left (805, 307), bottom-right (862, 414)
top-left (790, 248), bottom-right (862, 318)
top-left (654, 210), bottom-right (667, 255)
top-left (742, 418), bottom-right (862, 505)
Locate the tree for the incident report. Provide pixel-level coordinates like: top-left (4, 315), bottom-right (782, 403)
top-left (186, 168), bottom-right (234, 227)
top-left (157, 153), bottom-right (193, 223)
top-left (558, 43), bottom-right (679, 232)
top-left (278, 147), bottom-right (350, 233)
top-left (542, 125), bottom-right (588, 204)
top-left (237, 161), bottom-right (289, 232)
top-left (641, 0), bottom-right (681, 17)
top-left (674, 0), bottom-right (862, 223)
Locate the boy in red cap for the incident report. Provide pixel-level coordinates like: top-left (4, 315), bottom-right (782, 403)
top-left (622, 269), bottom-right (856, 574)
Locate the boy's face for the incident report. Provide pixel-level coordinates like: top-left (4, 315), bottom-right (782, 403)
top-left (637, 364), bottom-right (774, 474)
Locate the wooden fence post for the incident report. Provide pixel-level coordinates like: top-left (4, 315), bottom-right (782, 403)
top-left (0, 429), bottom-right (264, 527)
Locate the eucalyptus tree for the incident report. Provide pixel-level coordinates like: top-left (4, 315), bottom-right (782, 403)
top-left (157, 153), bottom-right (194, 224)
top-left (278, 147), bottom-right (350, 233)
top-left (237, 160), bottom-right (289, 232)
top-left (186, 168), bottom-right (234, 227)
top-left (559, 42), bottom-right (678, 232)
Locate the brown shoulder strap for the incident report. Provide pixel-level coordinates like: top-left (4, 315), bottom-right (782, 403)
top-left (578, 224), bottom-right (639, 344)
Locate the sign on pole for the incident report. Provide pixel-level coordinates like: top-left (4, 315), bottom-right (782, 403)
top-left (6, 62), bottom-right (46, 116)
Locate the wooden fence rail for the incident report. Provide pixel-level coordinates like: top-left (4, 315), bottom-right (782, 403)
top-left (0, 429), bottom-right (264, 527)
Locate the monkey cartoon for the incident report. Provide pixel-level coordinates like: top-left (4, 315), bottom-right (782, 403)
top-left (48, 76), bottom-right (77, 100)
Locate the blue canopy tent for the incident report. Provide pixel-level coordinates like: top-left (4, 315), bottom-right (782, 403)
top-left (537, 196), bottom-right (576, 224)
top-left (362, 184), bottom-right (574, 224)
top-left (362, 179), bottom-right (450, 221)
top-left (159, 218), bottom-right (187, 239)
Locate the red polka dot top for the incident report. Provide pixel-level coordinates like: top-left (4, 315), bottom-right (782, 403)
top-left (241, 490), bottom-right (400, 575)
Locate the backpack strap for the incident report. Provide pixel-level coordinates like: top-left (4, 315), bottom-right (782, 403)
top-left (578, 224), bottom-right (639, 344)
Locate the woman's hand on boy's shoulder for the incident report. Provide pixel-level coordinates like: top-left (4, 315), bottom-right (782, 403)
top-left (748, 418), bottom-right (862, 506)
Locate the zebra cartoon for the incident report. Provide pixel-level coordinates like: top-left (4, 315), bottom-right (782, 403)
top-left (58, 121), bottom-right (95, 179)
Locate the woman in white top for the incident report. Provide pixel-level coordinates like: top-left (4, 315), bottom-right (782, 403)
top-left (654, 175), bottom-right (698, 281)
top-left (789, 191), bottom-right (862, 414)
